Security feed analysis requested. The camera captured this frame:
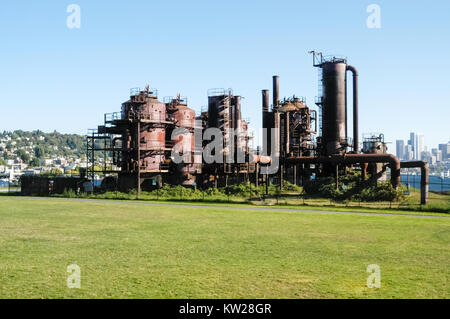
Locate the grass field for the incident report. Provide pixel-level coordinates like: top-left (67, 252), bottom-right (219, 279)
top-left (0, 196), bottom-right (449, 299)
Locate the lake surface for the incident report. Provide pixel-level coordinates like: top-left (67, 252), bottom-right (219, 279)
top-left (401, 174), bottom-right (450, 192)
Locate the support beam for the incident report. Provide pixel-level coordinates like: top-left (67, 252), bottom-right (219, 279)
top-left (137, 121), bottom-right (141, 199)
top-left (279, 164), bottom-right (283, 190)
top-left (400, 161), bottom-right (429, 205)
top-left (293, 165), bottom-right (297, 186)
top-left (335, 164), bottom-right (339, 190)
top-left (283, 154), bottom-right (401, 189)
top-left (255, 163), bottom-right (259, 188)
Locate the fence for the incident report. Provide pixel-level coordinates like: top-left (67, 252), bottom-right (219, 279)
top-left (3, 176), bottom-right (449, 213)
top-left (0, 181), bottom-right (21, 195)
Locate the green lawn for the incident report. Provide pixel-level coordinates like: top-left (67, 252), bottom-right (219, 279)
top-left (0, 197), bottom-right (449, 299)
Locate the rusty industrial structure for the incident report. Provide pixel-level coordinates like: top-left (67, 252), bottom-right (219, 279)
top-left (87, 86), bottom-right (258, 193)
top-left (84, 52), bottom-right (429, 204)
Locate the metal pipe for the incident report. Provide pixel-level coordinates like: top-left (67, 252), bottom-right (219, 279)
top-left (400, 161), bottom-right (429, 205)
top-left (251, 154), bottom-right (272, 165)
top-left (322, 62), bottom-right (347, 155)
top-left (361, 163), bottom-right (368, 181)
top-left (283, 154), bottom-right (401, 188)
top-left (346, 65), bottom-right (359, 153)
top-left (273, 75), bottom-right (279, 108)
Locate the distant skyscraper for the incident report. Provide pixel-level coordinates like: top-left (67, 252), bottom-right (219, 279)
top-left (439, 143), bottom-right (450, 161)
top-left (432, 148), bottom-right (442, 162)
top-left (396, 140), bottom-right (405, 160)
top-left (405, 144), bottom-right (413, 161)
top-left (409, 132), bottom-right (416, 159)
top-left (416, 133), bottom-right (424, 160)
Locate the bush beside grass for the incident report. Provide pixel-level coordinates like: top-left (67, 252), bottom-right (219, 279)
top-left (304, 171), bottom-right (405, 202)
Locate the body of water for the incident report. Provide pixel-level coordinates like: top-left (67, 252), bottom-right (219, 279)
top-left (401, 174), bottom-right (450, 192)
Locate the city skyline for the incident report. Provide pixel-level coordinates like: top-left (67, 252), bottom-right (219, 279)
top-left (396, 131), bottom-right (449, 164)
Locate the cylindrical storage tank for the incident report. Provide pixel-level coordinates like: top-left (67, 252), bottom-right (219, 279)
top-left (140, 127), bottom-right (165, 171)
top-left (141, 127), bottom-right (165, 149)
top-left (172, 132), bottom-right (194, 164)
top-left (171, 104), bottom-right (197, 183)
top-left (322, 62), bottom-right (347, 155)
top-left (173, 105), bottom-right (195, 129)
top-left (193, 118), bottom-right (203, 165)
top-left (138, 98), bottom-right (166, 121)
top-left (208, 95), bottom-right (230, 130)
top-left (172, 104), bottom-right (195, 164)
top-left (207, 96), bottom-right (221, 128)
top-left (141, 154), bottom-right (165, 171)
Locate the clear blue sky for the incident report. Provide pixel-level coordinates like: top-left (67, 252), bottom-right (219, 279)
top-left (0, 0), bottom-right (449, 150)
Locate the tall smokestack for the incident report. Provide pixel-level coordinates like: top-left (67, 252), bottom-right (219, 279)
top-left (273, 75), bottom-right (279, 108)
top-left (262, 89), bottom-right (271, 156)
top-left (234, 96), bottom-right (241, 129)
top-left (262, 90), bottom-right (269, 113)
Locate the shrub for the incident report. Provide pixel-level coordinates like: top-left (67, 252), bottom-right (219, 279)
top-left (356, 181), bottom-right (405, 202)
top-left (282, 181), bottom-right (303, 193)
top-left (304, 174), bottom-right (405, 202)
top-left (62, 188), bottom-right (77, 198)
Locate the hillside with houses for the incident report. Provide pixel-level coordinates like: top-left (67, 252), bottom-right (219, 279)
top-left (0, 130), bottom-right (87, 184)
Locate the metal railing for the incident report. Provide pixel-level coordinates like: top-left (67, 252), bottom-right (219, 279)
top-left (207, 88), bottom-right (230, 97)
top-left (137, 112), bottom-right (166, 121)
top-left (130, 87), bottom-right (158, 97)
top-left (164, 96), bottom-right (188, 104)
top-left (105, 112), bottom-right (122, 122)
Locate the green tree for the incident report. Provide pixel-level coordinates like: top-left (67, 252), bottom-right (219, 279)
top-left (29, 157), bottom-right (41, 167)
top-left (34, 146), bottom-right (45, 158)
top-left (15, 149), bottom-right (30, 163)
top-left (41, 168), bottom-right (63, 176)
